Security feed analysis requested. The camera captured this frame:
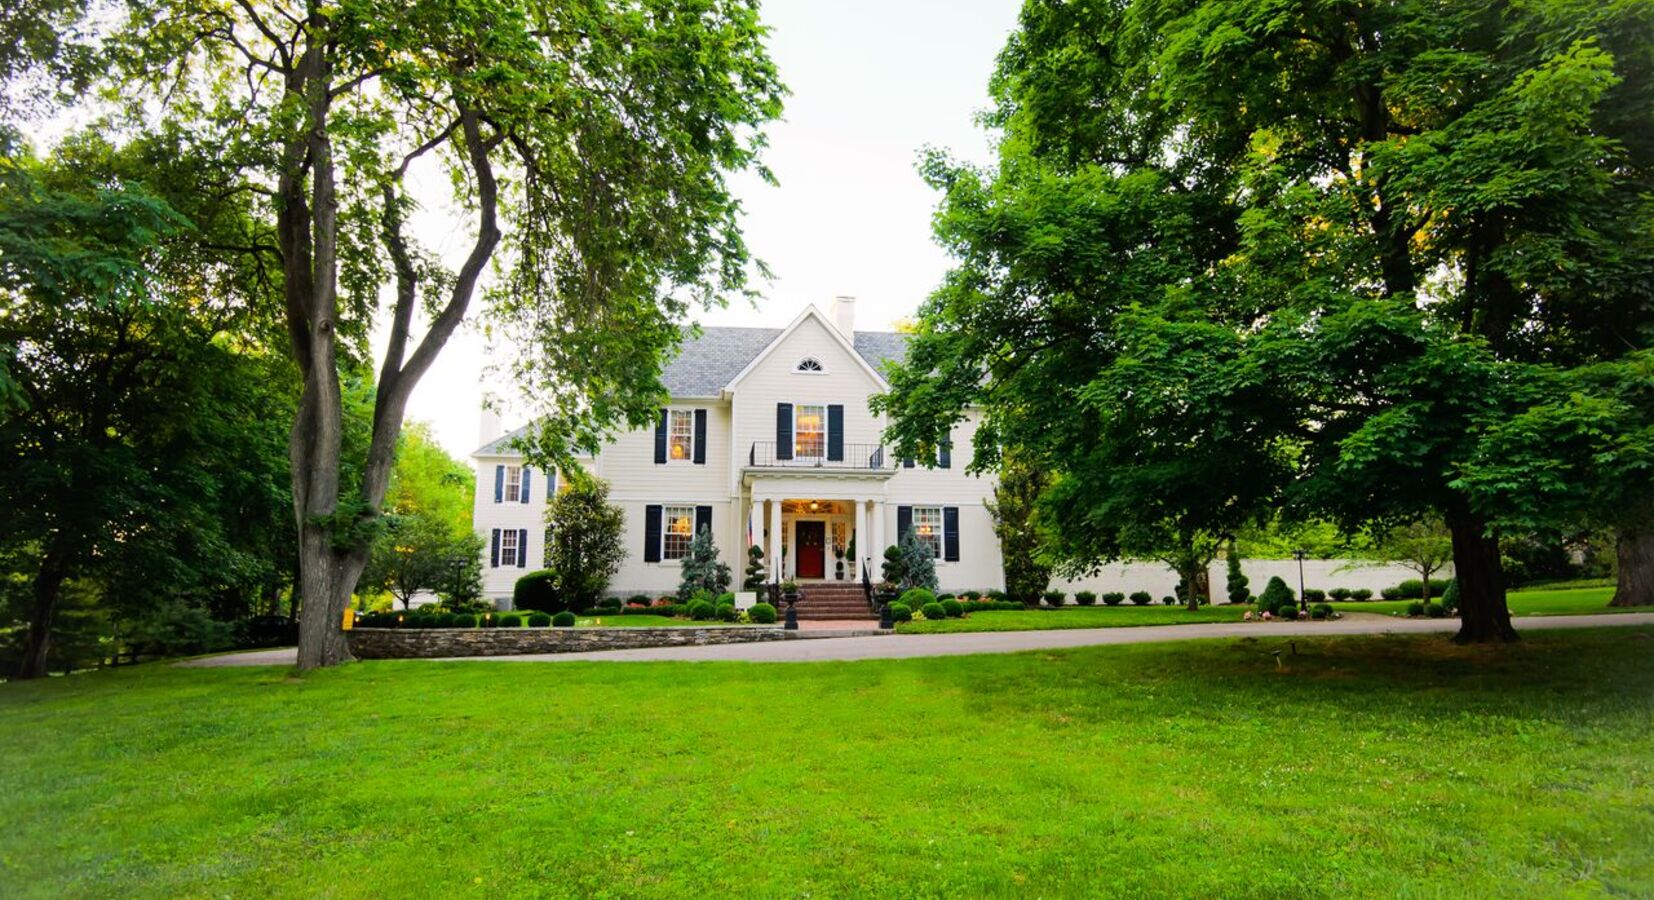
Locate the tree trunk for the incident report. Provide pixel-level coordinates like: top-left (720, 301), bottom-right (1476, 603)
top-left (16, 543), bottom-right (70, 679)
top-left (1184, 565), bottom-right (1209, 612)
top-left (1609, 528), bottom-right (1654, 607)
top-left (1447, 510), bottom-right (1517, 643)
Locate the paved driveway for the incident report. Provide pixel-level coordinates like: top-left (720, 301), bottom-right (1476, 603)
top-left (179, 612), bottom-right (1654, 667)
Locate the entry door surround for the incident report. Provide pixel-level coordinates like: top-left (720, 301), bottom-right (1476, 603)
top-left (795, 520), bottom-right (826, 579)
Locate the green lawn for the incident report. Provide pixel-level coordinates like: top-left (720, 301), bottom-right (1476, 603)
top-left (4, 629), bottom-right (1652, 897)
top-left (1328, 585), bottom-right (1629, 618)
top-left (897, 603), bottom-right (1246, 633)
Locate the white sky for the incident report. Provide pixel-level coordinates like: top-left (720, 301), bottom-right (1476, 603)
top-left (394, 0), bottom-right (1022, 458)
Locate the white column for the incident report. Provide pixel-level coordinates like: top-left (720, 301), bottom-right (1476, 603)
top-left (746, 497), bottom-right (759, 553)
top-left (768, 497), bottom-right (783, 583)
top-left (871, 499), bottom-right (885, 572)
top-left (854, 500), bottom-right (869, 580)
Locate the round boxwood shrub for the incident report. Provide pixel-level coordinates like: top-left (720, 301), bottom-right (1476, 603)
top-left (513, 569), bottom-right (563, 614)
top-left (1351, 589), bottom-right (1374, 602)
top-left (716, 603), bottom-right (738, 622)
top-left (1160, 595), bottom-right (1176, 606)
top-left (889, 602), bottom-right (913, 622)
top-left (497, 613), bottom-right (522, 628)
top-left (435, 612), bottom-right (458, 628)
top-left (749, 602), bottom-right (777, 624)
top-left (1275, 605), bottom-right (1298, 621)
top-left (899, 587), bottom-right (937, 609)
top-left (920, 601), bottom-right (946, 620)
top-left (552, 611), bottom-right (576, 627)
top-left (687, 599), bottom-right (715, 621)
top-left (716, 592), bottom-right (736, 607)
top-left (1405, 600), bottom-right (1425, 617)
top-left (1382, 587), bottom-right (1403, 601)
top-left (1074, 591), bottom-right (1098, 606)
top-left (595, 596), bottom-right (623, 613)
top-left (527, 613), bottom-right (552, 627)
top-left (450, 613), bottom-right (478, 628)
top-left (1043, 590), bottom-right (1065, 607)
top-left (1310, 603), bottom-right (1331, 620)
top-left (941, 599), bottom-right (964, 618)
top-left (1103, 592), bottom-right (1125, 606)
top-left (1303, 588), bottom-right (1326, 603)
top-left (961, 590), bottom-right (982, 600)
top-left (1424, 602), bottom-right (1446, 618)
top-left (1328, 588), bottom-right (1352, 601)
top-left (1129, 591), bottom-right (1153, 606)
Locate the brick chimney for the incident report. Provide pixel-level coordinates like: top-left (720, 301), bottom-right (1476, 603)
top-left (829, 295), bottom-right (856, 341)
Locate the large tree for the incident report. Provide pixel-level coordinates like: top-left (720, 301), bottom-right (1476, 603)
top-left (94, 0), bottom-right (782, 668)
top-left (889, 0), bottom-right (1654, 642)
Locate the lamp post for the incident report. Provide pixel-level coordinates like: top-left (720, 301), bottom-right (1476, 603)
top-left (1292, 548), bottom-right (1308, 612)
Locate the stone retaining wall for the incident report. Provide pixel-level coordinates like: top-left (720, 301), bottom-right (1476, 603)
top-left (347, 626), bottom-right (787, 659)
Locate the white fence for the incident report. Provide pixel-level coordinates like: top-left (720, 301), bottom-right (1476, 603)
top-left (1051, 558), bottom-right (1438, 601)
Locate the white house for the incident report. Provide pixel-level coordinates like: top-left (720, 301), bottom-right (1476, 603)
top-left (470, 298), bottom-right (1424, 614)
top-left (471, 298), bottom-right (1002, 614)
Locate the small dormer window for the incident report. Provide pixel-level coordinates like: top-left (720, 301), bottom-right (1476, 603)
top-left (795, 357), bottom-right (825, 373)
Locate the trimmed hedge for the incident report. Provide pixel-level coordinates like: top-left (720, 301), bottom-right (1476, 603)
top-left (899, 588), bottom-right (937, 609)
top-left (687, 599), bottom-right (716, 621)
top-left (749, 602), bottom-right (777, 624)
top-left (1042, 590), bottom-right (1065, 607)
top-left (513, 569), bottom-right (563, 614)
top-left (552, 611), bottom-right (576, 627)
top-left (889, 602), bottom-right (913, 622)
top-left (497, 613), bottom-right (523, 628)
top-left (920, 602), bottom-right (946, 620)
top-left (941, 599), bottom-right (964, 618)
top-left (1327, 588), bottom-right (1352, 601)
top-left (1129, 591), bottom-right (1153, 606)
top-left (1350, 589), bottom-right (1374, 602)
top-left (451, 613), bottom-right (477, 628)
top-left (526, 613), bottom-right (552, 627)
top-left (1075, 591), bottom-right (1098, 606)
top-left (1102, 592), bottom-right (1125, 606)
top-left (1302, 589), bottom-right (1326, 603)
top-left (1392, 578), bottom-right (1453, 600)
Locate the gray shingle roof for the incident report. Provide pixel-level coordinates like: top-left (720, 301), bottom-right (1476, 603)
top-left (475, 324), bottom-right (909, 456)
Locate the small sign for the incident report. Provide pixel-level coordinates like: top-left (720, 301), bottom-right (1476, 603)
top-left (341, 608), bottom-right (355, 631)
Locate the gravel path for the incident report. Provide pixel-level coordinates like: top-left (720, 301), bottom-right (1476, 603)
top-left (178, 612), bottom-right (1654, 667)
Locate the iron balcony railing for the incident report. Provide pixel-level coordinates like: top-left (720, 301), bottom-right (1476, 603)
top-left (747, 441), bottom-right (892, 470)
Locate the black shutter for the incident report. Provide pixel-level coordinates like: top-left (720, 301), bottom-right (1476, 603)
top-left (897, 506), bottom-right (913, 542)
top-left (520, 469), bottom-right (532, 503)
top-left (943, 506), bottom-right (960, 561)
top-left (776, 403), bottom-right (793, 460)
top-left (547, 468), bottom-right (556, 500)
top-left (696, 505), bottom-right (713, 538)
top-left (654, 409), bottom-right (669, 464)
top-left (827, 404), bottom-right (844, 461)
top-left (644, 505), bottom-right (663, 562)
top-left (490, 528), bottom-right (501, 567)
top-left (693, 409), bottom-right (707, 465)
top-left (518, 529), bottom-right (529, 568)
top-left (939, 439), bottom-right (952, 469)
top-left (493, 465), bottom-right (504, 502)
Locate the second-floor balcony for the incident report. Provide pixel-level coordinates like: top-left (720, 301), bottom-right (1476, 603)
top-left (747, 441), bottom-right (893, 472)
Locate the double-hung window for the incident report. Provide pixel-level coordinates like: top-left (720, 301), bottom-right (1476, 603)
top-left (668, 410), bottom-right (694, 462)
top-left (503, 465), bottom-right (522, 502)
top-left (500, 529), bottom-right (520, 567)
top-left (663, 505), bottom-right (696, 560)
top-left (912, 506), bottom-right (943, 560)
top-left (794, 404), bottom-right (825, 459)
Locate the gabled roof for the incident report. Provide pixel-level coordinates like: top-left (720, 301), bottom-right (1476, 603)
top-left (721, 305), bottom-right (895, 392)
top-left (474, 313), bottom-right (910, 457)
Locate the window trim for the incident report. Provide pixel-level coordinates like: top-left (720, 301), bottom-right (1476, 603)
top-left (500, 528), bottom-right (520, 568)
top-left (912, 505), bottom-right (943, 562)
top-left (793, 401), bottom-right (827, 460)
top-left (661, 504), bottom-right (696, 561)
top-left (503, 465), bottom-right (522, 503)
top-left (666, 408), bottom-right (695, 464)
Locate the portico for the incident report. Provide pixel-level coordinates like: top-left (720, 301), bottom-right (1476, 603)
top-left (744, 471), bottom-right (894, 584)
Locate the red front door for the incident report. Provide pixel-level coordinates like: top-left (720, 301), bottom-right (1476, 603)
top-left (796, 521), bottom-right (826, 579)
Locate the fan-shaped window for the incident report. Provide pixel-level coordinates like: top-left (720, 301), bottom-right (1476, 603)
top-left (795, 357), bottom-right (825, 373)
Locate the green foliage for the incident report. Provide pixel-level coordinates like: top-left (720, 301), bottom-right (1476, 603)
top-left (677, 526), bottom-right (732, 602)
top-left (686, 600), bottom-right (715, 621)
top-left (1329, 588), bottom-right (1352, 601)
top-left (743, 545), bottom-right (766, 591)
top-left (551, 611), bottom-right (575, 628)
top-left (987, 451), bottom-right (1054, 606)
top-left (1075, 591), bottom-right (1097, 606)
top-left (748, 603), bottom-right (777, 625)
top-left (1128, 592), bottom-right (1152, 606)
top-left (888, 602), bottom-right (913, 622)
top-left (897, 529), bottom-right (939, 593)
top-left (1042, 590), bottom-right (1065, 608)
top-left (1103, 592), bottom-right (1124, 606)
top-left (1225, 554), bottom-right (1250, 604)
top-left (1302, 589), bottom-right (1326, 603)
top-left (941, 599), bottom-right (964, 618)
top-left (1275, 605), bottom-right (1298, 621)
top-left (920, 602), bottom-right (946, 621)
top-left (898, 588), bottom-right (936, 609)
top-left (1256, 578), bottom-right (1296, 617)
top-left (1441, 580), bottom-right (1461, 614)
top-left (361, 424), bottom-right (484, 609)
top-left (1352, 590), bottom-right (1374, 602)
top-left (1425, 603), bottom-right (1447, 619)
top-left (715, 603), bottom-right (738, 623)
top-left (1310, 604), bottom-right (1332, 621)
top-left (513, 570), bottom-right (563, 614)
top-left (450, 614), bottom-right (477, 629)
top-left (526, 613), bottom-right (551, 628)
top-left (1392, 579), bottom-right (1454, 600)
top-left (545, 475), bottom-right (626, 612)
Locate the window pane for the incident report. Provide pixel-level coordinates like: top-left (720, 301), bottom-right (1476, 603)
top-left (795, 404), bottom-right (824, 458)
top-left (505, 465), bottom-right (521, 499)
top-left (663, 506), bottom-right (695, 560)
top-left (669, 410), bottom-right (694, 461)
top-left (501, 529), bottom-right (519, 566)
top-left (914, 506), bottom-right (942, 560)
